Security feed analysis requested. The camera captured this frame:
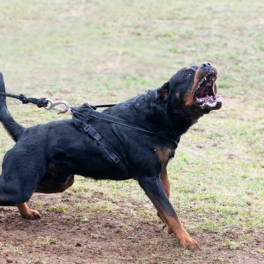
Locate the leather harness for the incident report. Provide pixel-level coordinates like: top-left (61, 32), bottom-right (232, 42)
top-left (71, 103), bottom-right (180, 164)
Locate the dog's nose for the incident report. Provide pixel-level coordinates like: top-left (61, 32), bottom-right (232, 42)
top-left (202, 62), bottom-right (212, 69)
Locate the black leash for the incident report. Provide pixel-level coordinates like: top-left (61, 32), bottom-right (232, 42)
top-left (0, 92), bottom-right (49, 108)
top-left (0, 92), bottom-right (116, 109)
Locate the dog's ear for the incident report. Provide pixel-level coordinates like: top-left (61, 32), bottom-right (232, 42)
top-left (156, 82), bottom-right (170, 100)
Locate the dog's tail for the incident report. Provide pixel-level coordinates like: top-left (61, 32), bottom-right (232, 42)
top-left (0, 72), bottom-right (24, 142)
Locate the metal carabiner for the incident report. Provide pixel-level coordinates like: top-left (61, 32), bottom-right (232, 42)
top-left (44, 99), bottom-right (71, 115)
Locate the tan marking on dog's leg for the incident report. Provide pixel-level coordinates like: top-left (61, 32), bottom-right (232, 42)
top-left (158, 167), bottom-right (171, 224)
top-left (17, 202), bottom-right (41, 220)
top-left (156, 207), bottom-right (200, 250)
top-left (160, 167), bottom-right (170, 199)
top-left (166, 215), bottom-right (200, 250)
top-left (157, 170), bottom-right (199, 249)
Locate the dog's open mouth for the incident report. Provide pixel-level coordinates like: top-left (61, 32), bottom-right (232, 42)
top-left (194, 71), bottom-right (222, 110)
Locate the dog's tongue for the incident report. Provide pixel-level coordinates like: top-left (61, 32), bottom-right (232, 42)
top-left (200, 96), bottom-right (213, 102)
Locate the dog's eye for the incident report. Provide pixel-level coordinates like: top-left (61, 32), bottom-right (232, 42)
top-left (186, 73), bottom-right (192, 78)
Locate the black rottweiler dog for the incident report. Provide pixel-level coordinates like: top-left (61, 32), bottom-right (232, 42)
top-left (0, 63), bottom-right (222, 250)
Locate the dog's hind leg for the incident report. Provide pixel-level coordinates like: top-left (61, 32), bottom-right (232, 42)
top-left (0, 147), bottom-right (46, 219)
top-left (17, 175), bottom-right (75, 220)
top-left (16, 175), bottom-right (75, 220)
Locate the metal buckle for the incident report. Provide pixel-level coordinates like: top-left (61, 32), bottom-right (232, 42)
top-left (45, 99), bottom-right (71, 115)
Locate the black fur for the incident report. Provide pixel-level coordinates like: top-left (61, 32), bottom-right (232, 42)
top-left (0, 63), bottom-right (220, 249)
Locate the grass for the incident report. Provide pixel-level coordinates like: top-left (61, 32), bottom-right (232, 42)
top-left (0, 0), bottom-right (264, 263)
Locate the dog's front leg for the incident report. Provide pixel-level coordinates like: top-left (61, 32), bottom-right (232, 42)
top-left (138, 175), bottom-right (200, 250)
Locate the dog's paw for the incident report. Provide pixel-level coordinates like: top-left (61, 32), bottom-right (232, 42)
top-left (21, 209), bottom-right (41, 220)
top-left (17, 203), bottom-right (41, 220)
top-left (178, 236), bottom-right (200, 250)
top-left (20, 208), bottom-right (41, 220)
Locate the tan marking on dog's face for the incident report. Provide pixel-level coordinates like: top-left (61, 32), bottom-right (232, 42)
top-left (183, 90), bottom-right (193, 106)
top-left (183, 66), bottom-right (202, 107)
top-left (176, 92), bottom-right (180, 100)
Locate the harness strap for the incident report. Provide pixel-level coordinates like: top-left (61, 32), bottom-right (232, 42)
top-left (73, 103), bottom-right (179, 147)
top-left (89, 109), bottom-right (179, 148)
top-left (72, 104), bottom-right (122, 164)
top-left (92, 104), bottom-right (116, 108)
top-left (82, 123), bottom-right (121, 164)
top-left (90, 111), bottom-right (159, 136)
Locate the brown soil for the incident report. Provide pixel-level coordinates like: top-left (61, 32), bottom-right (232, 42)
top-left (0, 193), bottom-right (263, 264)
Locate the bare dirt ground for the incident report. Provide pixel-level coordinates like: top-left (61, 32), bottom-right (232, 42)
top-left (0, 192), bottom-right (263, 264)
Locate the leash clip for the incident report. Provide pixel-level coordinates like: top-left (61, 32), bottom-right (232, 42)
top-left (45, 99), bottom-right (71, 115)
